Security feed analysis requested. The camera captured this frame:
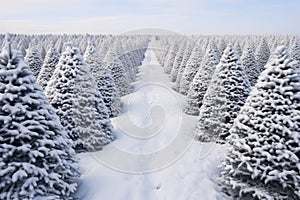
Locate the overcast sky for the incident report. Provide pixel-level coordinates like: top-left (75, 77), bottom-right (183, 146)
top-left (0, 0), bottom-right (299, 34)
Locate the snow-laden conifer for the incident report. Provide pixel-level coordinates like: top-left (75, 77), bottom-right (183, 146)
top-left (84, 43), bottom-right (121, 117)
top-left (185, 43), bottom-right (220, 115)
top-left (46, 44), bottom-right (114, 152)
top-left (37, 45), bottom-right (60, 89)
top-left (0, 37), bottom-right (80, 200)
top-left (195, 44), bottom-right (251, 142)
top-left (179, 46), bottom-right (203, 95)
top-left (24, 46), bottom-right (43, 77)
top-left (220, 46), bottom-right (300, 200)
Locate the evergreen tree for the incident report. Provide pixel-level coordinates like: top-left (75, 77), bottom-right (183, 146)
top-left (185, 43), bottom-right (219, 115)
top-left (104, 48), bottom-right (131, 96)
top-left (255, 38), bottom-right (270, 72)
top-left (37, 45), bottom-right (60, 89)
top-left (0, 38), bottom-right (80, 199)
top-left (195, 45), bottom-right (251, 142)
top-left (290, 39), bottom-right (300, 62)
top-left (179, 45), bottom-right (203, 95)
top-left (241, 43), bottom-right (260, 86)
top-left (211, 39), bottom-right (221, 61)
top-left (73, 69), bottom-right (115, 151)
top-left (161, 42), bottom-right (173, 67)
top-left (163, 41), bottom-right (180, 74)
top-left (55, 37), bottom-right (64, 54)
top-left (270, 37), bottom-right (281, 53)
top-left (119, 51), bottom-right (134, 82)
top-left (233, 41), bottom-right (243, 58)
top-left (154, 39), bottom-right (169, 65)
top-left (16, 40), bottom-right (26, 57)
top-left (46, 45), bottom-right (114, 152)
top-left (170, 42), bottom-right (186, 82)
top-left (123, 53), bottom-right (136, 82)
top-left (220, 46), bottom-right (300, 200)
top-left (99, 39), bottom-right (111, 60)
top-left (39, 45), bottom-right (47, 60)
top-left (218, 39), bottom-right (227, 54)
top-left (173, 42), bottom-right (194, 91)
top-left (24, 46), bottom-right (43, 77)
top-left (84, 44), bottom-right (121, 117)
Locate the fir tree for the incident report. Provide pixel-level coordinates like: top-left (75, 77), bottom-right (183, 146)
top-left (218, 39), bottom-right (227, 54)
top-left (185, 43), bottom-right (219, 115)
top-left (24, 46), bottom-right (43, 77)
top-left (195, 44), bottom-right (251, 142)
top-left (99, 39), bottom-right (111, 60)
top-left (255, 38), bottom-right (270, 72)
top-left (173, 42), bottom-right (194, 91)
top-left (163, 41), bottom-right (180, 74)
top-left (290, 39), bottom-right (300, 62)
top-left (241, 43), bottom-right (260, 86)
top-left (16, 40), bottom-right (26, 57)
top-left (0, 38), bottom-right (80, 199)
top-left (170, 42), bottom-right (186, 82)
top-left (37, 45), bottom-right (60, 89)
top-left (46, 45), bottom-right (114, 152)
top-left (220, 46), bottom-right (300, 200)
top-left (233, 41), bottom-right (243, 58)
top-left (84, 43), bottom-right (121, 117)
top-left (179, 45), bottom-right (203, 95)
top-left (104, 48), bottom-right (131, 96)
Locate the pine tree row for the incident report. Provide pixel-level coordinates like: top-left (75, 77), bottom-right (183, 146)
top-left (151, 34), bottom-right (300, 199)
top-left (0, 34), bottom-right (148, 199)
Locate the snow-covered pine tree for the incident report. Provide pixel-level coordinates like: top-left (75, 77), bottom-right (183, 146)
top-left (0, 35), bottom-right (3, 47)
top-left (46, 45), bottom-right (114, 152)
top-left (184, 43), bottom-right (220, 115)
top-left (99, 38), bottom-right (111, 60)
top-left (288, 36), bottom-right (297, 52)
top-left (39, 45), bottom-right (47, 60)
top-left (255, 37), bottom-right (270, 72)
top-left (210, 39), bottom-right (221, 61)
top-left (163, 36), bottom-right (178, 68)
top-left (119, 51), bottom-right (134, 82)
top-left (55, 37), bottom-right (64, 54)
top-left (173, 41), bottom-right (195, 91)
top-left (84, 43), bottom-right (121, 117)
top-left (269, 37), bottom-right (281, 53)
top-left (290, 39), bottom-right (300, 62)
top-left (104, 47), bottom-right (131, 96)
top-left (16, 39), bottom-right (26, 57)
top-left (0, 33), bottom-right (10, 50)
top-left (153, 38), bottom-right (169, 65)
top-left (37, 45), bottom-right (60, 89)
top-left (267, 39), bottom-right (287, 65)
top-left (233, 41), bottom-right (243, 58)
top-left (127, 48), bottom-right (144, 81)
top-left (218, 39), bottom-right (227, 54)
top-left (241, 42), bottom-right (260, 86)
top-left (179, 45), bottom-right (203, 95)
top-left (0, 37), bottom-right (80, 199)
top-left (24, 46), bottom-right (43, 77)
top-left (220, 46), bottom-right (300, 200)
top-left (195, 44), bottom-right (251, 142)
top-left (161, 41), bottom-right (173, 67)
top-left (123, 53), bottom-right (135, 81)
top-left (163, 41), bottom-right (180, 74)
top-left (72, 66), bottom-right (115, 151)
top-left (170, 41), bottom-right (186, 82)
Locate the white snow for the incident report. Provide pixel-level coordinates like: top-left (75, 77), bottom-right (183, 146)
top-left (76, 48), bottom-right (226, 200)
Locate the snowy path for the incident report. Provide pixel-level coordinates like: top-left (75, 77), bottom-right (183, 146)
top-left (76, 48), bottom-right (226, 200)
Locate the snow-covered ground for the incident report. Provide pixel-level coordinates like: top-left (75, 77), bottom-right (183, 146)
top-left (76, 49), bottom-right (226, 200)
